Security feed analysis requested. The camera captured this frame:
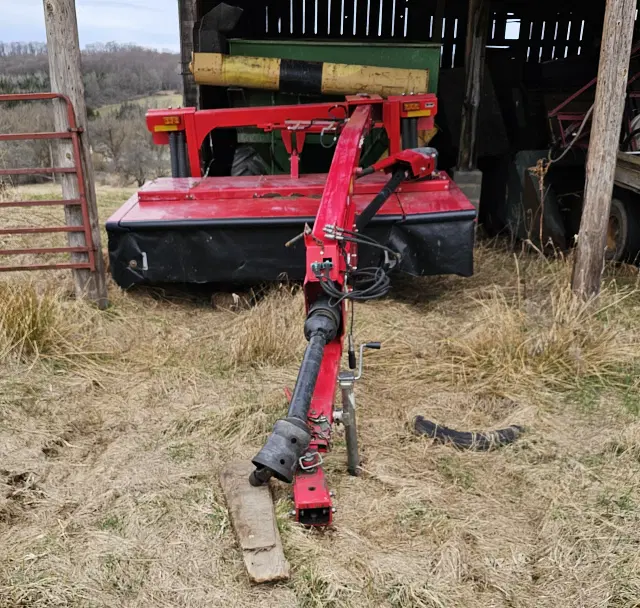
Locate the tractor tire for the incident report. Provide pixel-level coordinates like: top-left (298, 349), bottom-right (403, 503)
top-left (606, 194), bottom-right (640, 263)
top-left (231, 146), bottom-right (269, 177)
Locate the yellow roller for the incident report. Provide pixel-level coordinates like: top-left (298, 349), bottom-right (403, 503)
top-left (191, 53), bottom-right (281, 90)
top-left (190, 52), bottom-right (429, 97)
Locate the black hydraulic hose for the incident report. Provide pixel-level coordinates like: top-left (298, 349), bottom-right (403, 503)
top-left (408, 117), bottom-right (419, 149)
top-left (358, 166), bottom-right (375, 178)
top-left (401, 118), bottom-right (410, 150)
top-left (414, 416), bottom-right (524, 450)
top-left (355, 168), bottom-right (407, 233)
top-left (287, 334), bottom-right (327, 421)
top-left (169, 132), bottom-right (180, 178)
top-left (176, 131), bottom-right (188, 177)
top-left (401, 117), bottom-right (419, 149)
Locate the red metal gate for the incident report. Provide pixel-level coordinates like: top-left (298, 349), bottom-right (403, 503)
top-left (0, 92), bottom-right (96, 272)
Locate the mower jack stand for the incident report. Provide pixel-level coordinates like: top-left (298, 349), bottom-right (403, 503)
top-left (338, 371), bottom-right (360, 476)
top-left (335, 342), bottom-right (380, 477)
top-left (290, 341), bottom-right (380, 526)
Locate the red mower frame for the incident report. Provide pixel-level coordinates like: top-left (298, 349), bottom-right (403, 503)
top-left (140, 93), bottom-right (464, 525)
top-left (146, 93), bottom-right (437, 180)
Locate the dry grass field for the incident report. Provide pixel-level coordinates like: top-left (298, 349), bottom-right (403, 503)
top-left (2, 185), bottom-right (640, 607)
top-left (97, 91), bottom-right (183, 115)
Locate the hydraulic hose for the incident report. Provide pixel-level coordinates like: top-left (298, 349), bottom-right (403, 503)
top-left (168, 132), bottom-right (180, 178)
top-left (176, 131), bottom-right (188, 178)
top-left (414, 416), bottom-right (523, 450)
top-left (355, 167), bottom-right (407, 233)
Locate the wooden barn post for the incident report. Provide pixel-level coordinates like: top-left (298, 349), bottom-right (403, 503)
top-left (572, 0), bottom-right (637, 299)
top-left (453, 0), bottom-right (490, 210)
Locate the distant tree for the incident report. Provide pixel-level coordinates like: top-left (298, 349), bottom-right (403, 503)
top-left (90, 103), bottom-right (169, 186)
top-left (83, 72), bottom-right (102, 108)
top-left (0, 103), bottom-right (55, 184)
top-left (91, 113), bottom-right (128, 170)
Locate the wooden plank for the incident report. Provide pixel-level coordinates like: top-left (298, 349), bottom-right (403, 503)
top-left (242, 533), bottom-right (289, 583)
top-left (368, 0), bottom-right (383, 37)
top-left (316, 0), bottom-right (330, 35)
top-left (572, 0), bottom-right (637, 299)
top-left (454, 14), bottom-right (467, 68)
top-left (391, 0), bottom-right (405, 38)
top-left (290, 0), bottom-right (303, 34)
top-left (302, 0), bottom-right (313, 35)
top-left (433, 0), bottom-right (446, 42)
top-left (528, 19), bottom-right (544, 62)
top-left (566, 16), bottom-right (583, 57)
top-left (340, 0), bottom-right (352, 36)
top-left (491, 10), bottom-right (508, 46)
top-left (220, 461), bottom-right (290, 584)
top-left (542, 19), bottom-right (557, 62)
top-left (221, 461), bottom-right (278, 551)
top-left (352, 0), bottom-right (369, 37)
top-left (329, 0), bottom-right (343, 37)
top-left (516, 15), bottom-right (532, 65)
top-left (555, 15), bottom-right (571, 60)
top-left (378, 0), bottom-right (395, 38)
top-left (271, 0), bottom-right (290, 36)
top-left (404, 0), bottom-right (430, 41)
top-left (441, 12), bottom-right (458, 68)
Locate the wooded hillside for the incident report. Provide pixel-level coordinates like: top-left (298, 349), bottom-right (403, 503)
top-left (0, 42), bottom-right (181, 110)
top-left (0, 42), bottom-right (180, 187)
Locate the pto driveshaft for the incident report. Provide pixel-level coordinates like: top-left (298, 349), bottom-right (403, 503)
top-left (249, 298), bottom-right (341, 486)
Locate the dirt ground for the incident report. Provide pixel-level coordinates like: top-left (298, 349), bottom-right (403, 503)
top-left (2, 186), bottom-right (640, 607)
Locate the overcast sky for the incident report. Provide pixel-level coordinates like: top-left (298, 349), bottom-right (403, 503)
top-left (1, 0), bottom-right (180, 51)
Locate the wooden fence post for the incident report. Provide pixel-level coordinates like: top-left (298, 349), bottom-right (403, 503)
top-left (571, 0), bottom-right (637, 299)
top-left (179, 0), bottom-right (198, 108)
top-left (43, 0), bottom-right (108, 308)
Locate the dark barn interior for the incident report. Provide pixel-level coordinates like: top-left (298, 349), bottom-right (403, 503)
top-left (178, 0), bottom-right (639, 239)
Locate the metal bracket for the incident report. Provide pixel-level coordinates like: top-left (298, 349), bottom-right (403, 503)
top-left (311, 260), bottom-right (333, 275)
top-left (285, 223), bottom-right (312, 248)
top-left (299, 451), bottom-right (323, 471)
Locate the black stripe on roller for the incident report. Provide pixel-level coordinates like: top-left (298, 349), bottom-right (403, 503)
top-left (279, 59), bottom-right (323, 95)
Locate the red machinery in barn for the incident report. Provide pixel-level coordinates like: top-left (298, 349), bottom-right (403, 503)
top-left (106, 93), bottom-right (475, 525)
